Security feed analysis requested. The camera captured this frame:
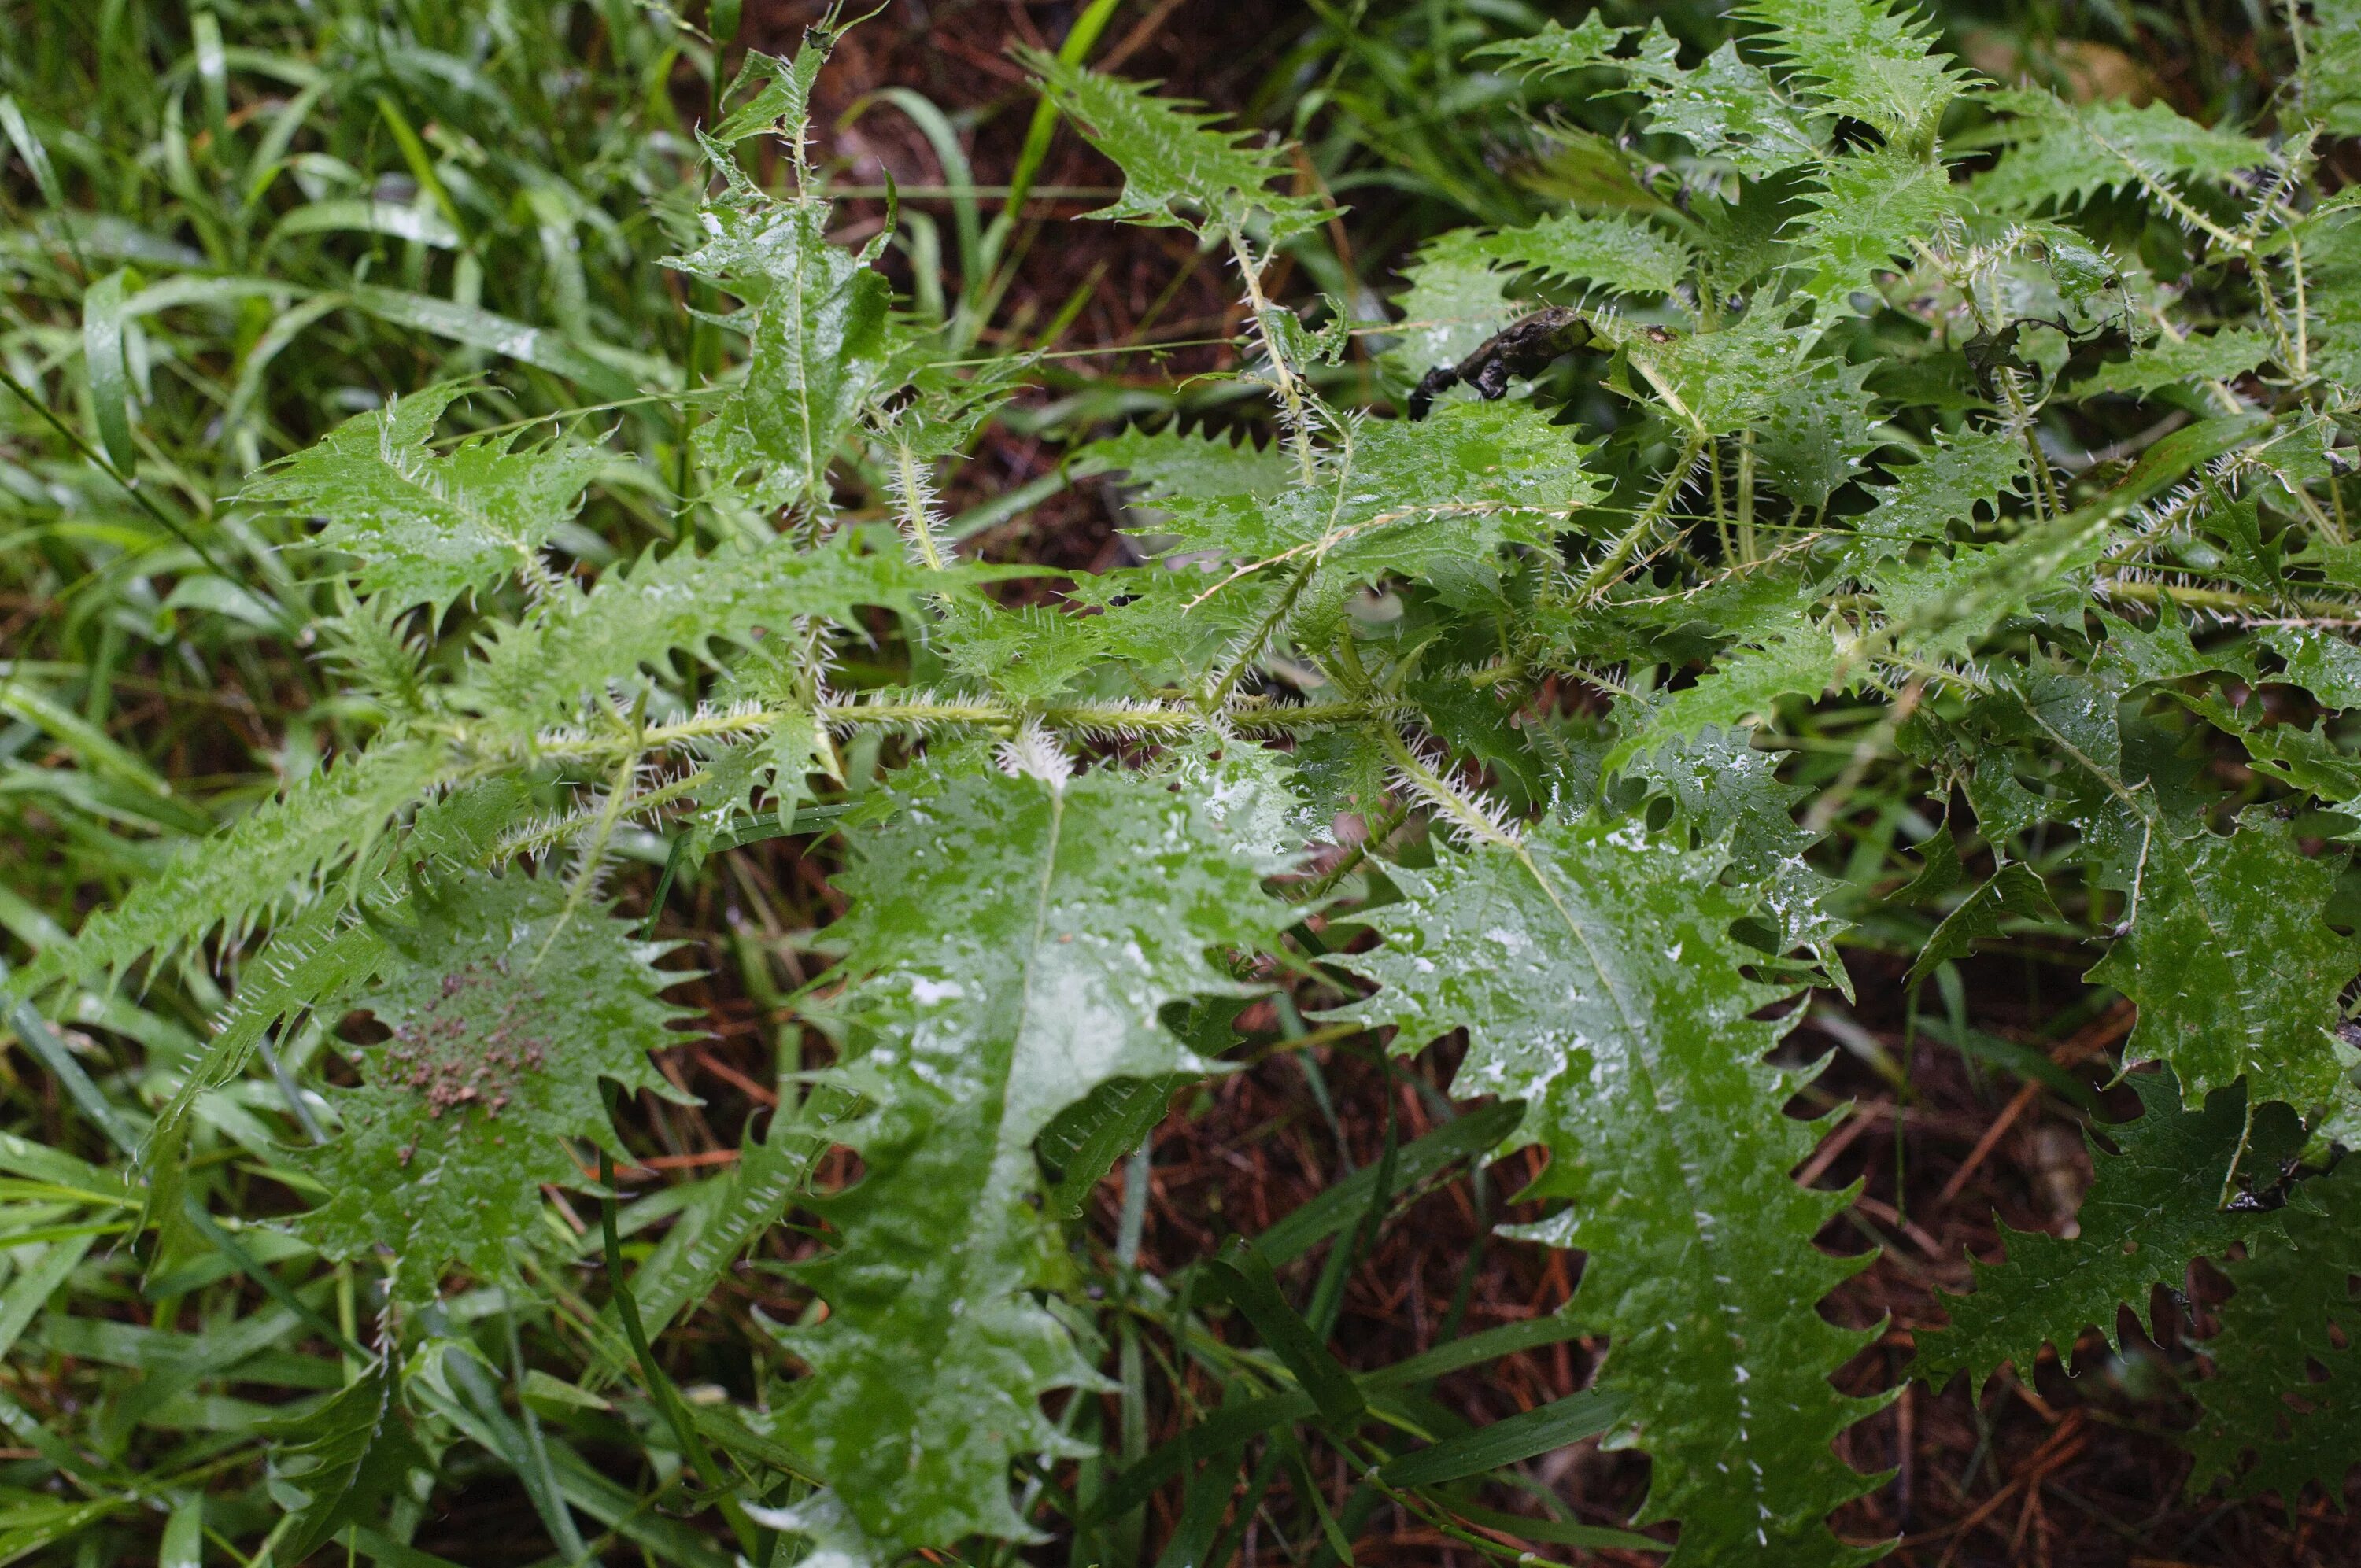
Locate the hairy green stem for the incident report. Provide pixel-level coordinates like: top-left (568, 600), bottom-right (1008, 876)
top-left (1572, 434), bottom-right (1706, 603)
top-left (1227, 230), bottom-right (1318, 485)
top-left (1367, 722), bottom-right (1518, 850)
top-left (487, 695), bottom-right (1395, 769)
top-left (1736, 429), bottom-right (1758, 564)
top-left (2101, 579), bottom-right (2361, 621)
top-left (1205, 562), bottom-right (1318, 714)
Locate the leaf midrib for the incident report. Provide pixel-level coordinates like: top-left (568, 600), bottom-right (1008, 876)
top-left (1509, 839), bottom-right (1785, 1526)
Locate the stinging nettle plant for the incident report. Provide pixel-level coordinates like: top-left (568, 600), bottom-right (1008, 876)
top-left (11, 1), bottom-right (2361, 1563)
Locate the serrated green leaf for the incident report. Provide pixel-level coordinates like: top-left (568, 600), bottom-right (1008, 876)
top-left (1292, 724), bottom-right (1397, 824)
top-left (1488, 20), bottom-right (1829, 176)
top-left (1891, 821), bottom-right (1963, 902)
top-left (1469, 15), bottom-right (1631, 79)
top-left (1843, 430), bottom-right (2027, 559)
top-left (1072, 423), bottom-right (1293, 504)
top-left (2187, 1157), bottom-right (2361, 1500)
top-left (1904, 861), bottom-right (2059, 987)
top-left (671, 199), bottom-right (891, 511)
top-left (264, 1360), bottom-right (423, 1562)
top-left (1614, 308), bottom-right (1808, 435)
top-left (1973, 89), bottom-right (2272, 215)
top-left (298, 873), bottom-right (681, 1298)
top-left (1794, 149), bottom-right (1958, 306)
top-left (2185, 493), bottom-right (2285, 596)
top-left (1021, 52), bottom-right (1325, 244)
top-left (1971, 666), bottom-right (2359, 1119)
top-left (2298, 207), bottom-right (2361, 389)
top-left (2083, 808), bottom-right (2358, 1111)
top-left (1408, 675), bottom-right (1548, 807)
top-left (1036, 1074), bottom-right (1187, 1220)
top-left (2261, 625), bottom-right (2361, 709)
top-left (1605, 621), bottom-right (1845, 776)
top-left (711, 31), bottom-right (831, 149)
top-left (1738, 0), bottom-right (1969, 138)
top-left (243, 382), bottom-right (604, 614)
top-left (1628, 725), bottom-right (1852, 978)
top-left (1912, 1070), bottom-right (2300, 1393)
top-left (1085, 400), bottom-right (1601, 599)
top-left (1168, 736), bottom-right (1314, 861)
top-left (468, 533), bottom-right (992, 729)
top-left (1049, 565), bottom-right (1267, 692)
top-left (2072, 328), bottom-right (2272, 398)
top-left (1878, 415), bottom-right (2266, 660)
top-left (933, 599), bottom-right (1147, 703)
top-left (28, 12), bottom-right (2361, 1560)
top-left (626, 1093), bottom-right (842, 1338)
top-left (873, 341), bottom-right (1034, 467)
top-left (2089, 603), bottom-right (2251, 691)
top-left (1757, 356), bottom-right (1883, 509)
top-left (10, 743), bottom-right (442, 999)
top-left (1423, 213), bottom-right (1690, 298)
top-left (777, 766), bottom-right (1293, 1551)
top-left (2024, 221), bottom-right (2128, 320)
top-left (1380, 242), bottom-right (1522, 391)
top-left (1336, 817), bottom-right (1882, 1568)
top-left (1865, 540), bottom-right (2037, 662)
top-left (2302, 0), bottom-right (2361, 137)
top-left (140, 906), bottom-right (393, 1217)
top-left (1631, 34), bottom-right (1829, 175)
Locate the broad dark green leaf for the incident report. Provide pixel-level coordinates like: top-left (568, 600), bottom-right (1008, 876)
top-left (1912, 1071), bottom-right (2301, 1393)
top-left (244, 382), bottom-right (603, 614)
top-left (1337, 817), bottom-right (1883, 1568)
top-left (2187, 1158), bottom-right (2361, 1500)
top-left (2083, 809), bottom-right (2357, 1112)
top-left (669, 197), bottom-right (891, 509)
top-left (264, 1360), bottom-right (423, 1562)
top-left (775, 765), bottom-right (1294, 1553)
top-left (1904, 861), bottom-right (2060, 987)
top-left (300, 873), bottom-right (682, 1298)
